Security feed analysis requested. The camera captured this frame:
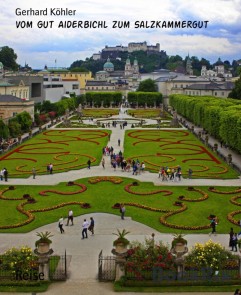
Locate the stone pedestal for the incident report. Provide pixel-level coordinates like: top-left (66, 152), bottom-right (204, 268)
top-left (171, 244), bottom-right (188, 280)
top-left (111, 248), bottom-right (128, 281)
top-left (34, 248), bottom-right (53, 281)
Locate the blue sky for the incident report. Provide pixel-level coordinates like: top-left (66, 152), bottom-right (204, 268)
top-left (1, 0), bottom-right (241, 69)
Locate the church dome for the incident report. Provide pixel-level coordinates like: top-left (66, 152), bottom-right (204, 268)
top-left (103, 58), bottom-right (114, 71)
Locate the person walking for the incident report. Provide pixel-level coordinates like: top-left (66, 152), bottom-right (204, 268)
top-left (66, 209), bottom-right (74, 226)
top-left (88, 217), bottom-right (95, 235)
top-left (0, 168), bottom-right (4, 181)
top-left (58, 216), bottom-right (65, 234)
top-left (87, 159), bottom-right (91, 169)
top-left (49, 163), bottom-right (53, 174)
top-left (102, 158), bottom-right (105, 169)
top-left (3, 168), bottom-right (8, 182)
top-left (229, 227), bottom-right (234, 248)
top-left (118, 138), bottom-right (121, 146)
top-left (231, 233), bottom-right (238, 252)
top-left (209, 218), bottom-right (217, 236)
top-left (188, 168), bottom-right (193, 179)
top-left (120, 204), bottom-right (126, 220)
top-left (32, 167), bottom-right (36, 179)
top-left (82, 219), bottom-right (89, 239)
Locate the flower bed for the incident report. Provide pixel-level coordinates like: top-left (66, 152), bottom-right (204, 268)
top-left (88, 176), bottom-right (123, 184)
top-left (124, 183), bottom-right (173, 196)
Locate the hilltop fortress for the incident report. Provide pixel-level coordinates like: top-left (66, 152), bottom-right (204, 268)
top-left (93, 41), bottom-right (165, 60)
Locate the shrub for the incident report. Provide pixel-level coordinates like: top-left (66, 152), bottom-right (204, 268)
top-left (126, 238), bottom-right (174, 279)
top-left (185, 240), bottom-right (238, 271)
top-left (1, 246), bottom-right (38, 276)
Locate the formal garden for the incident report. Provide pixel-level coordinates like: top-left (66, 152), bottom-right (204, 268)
top-left (1, 93), bottom-right (241, 292)
top-left (0, 129), bottom-right (110, 178)
top-left (124, 129), bottom-right (239, 178)
top-left (1, 176), bottom-right (241, 234)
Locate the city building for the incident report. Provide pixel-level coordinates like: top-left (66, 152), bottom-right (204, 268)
top-left (201, 65), bottom-right (232, 80)
top-left (5, 74), bottom-right (43, 103)
top-left (88, 57), bottom-right (140, 94)
top-left (43, 75), bottom-right (80, 103)
top-left (184, 81), bottom-right (234, 97)
top-left (85, 81), bottom-right (115, 91)
top-left (0, 79), bottom-right (30, 100)
top-left (38, 68), bottom-right (93, 94)
top-left (0, 95), bottom-right (34, 120)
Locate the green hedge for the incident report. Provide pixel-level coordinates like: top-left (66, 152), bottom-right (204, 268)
top-left (85, 92), bottom-right (122, 107)
top-left (169, 94), bottom-right (241, 153)
top-left (128, 92), bottom-right (162, 107)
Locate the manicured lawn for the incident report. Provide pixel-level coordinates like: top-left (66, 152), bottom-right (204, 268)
top-left (127, 109), bottom-right (172, 119)
top-left (124, 129), bottom-right (239, 179)
top-left (0, 177), bottom-right (241, 234)
top-left (0, 129), bottom-right (110, 178)
top-left (71, 108), bottom-right (119, 118)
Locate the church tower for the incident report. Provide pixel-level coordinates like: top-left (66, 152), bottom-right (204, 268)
top-left (186, 54), bottom-right (193, 75)
top-left (125, 56), bottom-right (132, 77)
top-left (133, 57), bottom-right (139, 74)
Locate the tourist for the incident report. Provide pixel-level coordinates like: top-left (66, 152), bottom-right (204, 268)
top-left (209, 218), bottom-right (217, 236)
top-left (120, 204), bottom-right (126, 220)
top-left (177, 166), bottom-right (182, 181)
top-left (66, 210), bottom-right (74, 226)
top-left (58, 216), bottom-right (65, 234)
top-left (32, 167), bottom-right (36, 179)
top-left (188, 168), bottom-right (193, 179)
top-left (231, 233), bottom-right (238, 252)
top-left (82, 219), bottom-right (89, 239)
top-left (49, 163), bottom-right (53, 174)
top-left (170, 168), bottom-right (175, 181)
top-left (87, 159), bottom-right (91, 169)
top-left (229, 227), bottom-right (234, 247)
top-left (102, 158), bottom-right (105, 169)
top-left (158, 167), bottom-right (162, 178)
top-left (166, 167), bottom-right (170, 178)
top-left (141, 162), bottom-right (145, 173)
top-left (0, 168), bottom-right (4, 181)
top-left (118, 138), bottom-right (121, 146)
top-left (88, 217), bottom-right (95, 235)
top-left (47, 164), bottom-right (50, 174)
top-left (3, 168), bottom-right (8, 182)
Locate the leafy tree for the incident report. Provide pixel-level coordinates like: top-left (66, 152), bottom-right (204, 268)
top-left (0, 120), bottom-right (9, 139)
top-left (8, 119), bottom-right (22, 137)
top-left (200, 58), bottom-right (210, 68)
top-left (0, 46), bottom-right (18, 70)
top-left (168, 55), bottom-right (183, 63)
top-left (40, 100), bottom-right (56, 113)
top-left (137, 79), bottom-right (158, 92)
top-left (228, 74), bottom-right (241, 99)
top-left (16, 112), bottom-right (32, 132)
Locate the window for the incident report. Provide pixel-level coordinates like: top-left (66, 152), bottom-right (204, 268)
top-left (214, 92), bottom-right (217, 96)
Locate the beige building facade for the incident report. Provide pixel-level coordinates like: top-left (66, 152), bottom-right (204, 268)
top-left (0, 95), bottom-right (34, 120)
top-left (0, 80), bottom-right (30, 100)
